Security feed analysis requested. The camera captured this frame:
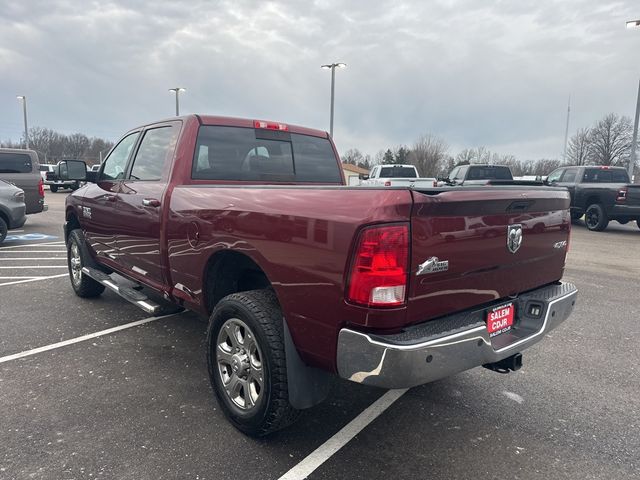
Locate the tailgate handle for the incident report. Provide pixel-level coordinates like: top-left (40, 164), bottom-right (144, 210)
top-left (506, 200), bottom-right (534, 212)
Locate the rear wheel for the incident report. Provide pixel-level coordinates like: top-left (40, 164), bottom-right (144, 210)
top-left (67, 229), bottom-right (105, 297)
top-left (584, 204), bottom-right (609, 231)
top-left (0, 216), bottom-right (7, 244)
top-left (207, 289), bottom-right (299, 437)
top-left (50, 185), bottom-right (58, 193)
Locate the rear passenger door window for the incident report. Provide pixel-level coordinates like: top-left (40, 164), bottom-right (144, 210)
top-left (560, 168), bottom-right (578, 183)
top-left (129, 126), bottom-right (178, 181)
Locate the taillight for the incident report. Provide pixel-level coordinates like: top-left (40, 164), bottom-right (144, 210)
top-left (384, 181), bottom-right (391, 187)
top-left (38, 178), bottom-right (44, 197)
top-left (616, 187), bottom-right (627, 203)
top-left (346, 224), bottom-right (409, 307)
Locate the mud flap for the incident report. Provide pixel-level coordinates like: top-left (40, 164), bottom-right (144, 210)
top-left (284, 320), bottom-right (332, 410)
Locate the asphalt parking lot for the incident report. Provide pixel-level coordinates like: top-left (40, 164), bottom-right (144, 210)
top-left (1, 191), bottom-right (639, 480)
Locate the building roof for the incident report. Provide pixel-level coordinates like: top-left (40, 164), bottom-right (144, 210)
top-left (341, 163), bottom-right (369, 175)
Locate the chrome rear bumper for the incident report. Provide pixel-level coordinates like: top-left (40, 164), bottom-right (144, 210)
top-left (337, 282), bottom-right (578, 389)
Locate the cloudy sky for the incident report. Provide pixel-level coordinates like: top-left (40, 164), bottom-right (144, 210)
top-left (1, 0), bottom-right (638, 160)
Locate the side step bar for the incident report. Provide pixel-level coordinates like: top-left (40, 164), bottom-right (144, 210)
top-left (82, 267), bottom-right (183, 316)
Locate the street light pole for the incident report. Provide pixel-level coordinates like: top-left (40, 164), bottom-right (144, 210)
top-left (630, 80), bottom-right (640, 182)
top-left (168, 87), bottom-right (186, 116)
top-left (563, 96), bottom-right (571, 163)
top-left (321, 63), bottom-right (347, 138)
top-left (16, 95), bottom-right (29, 149)
top-left (627, 20), bottom-right (640, 182)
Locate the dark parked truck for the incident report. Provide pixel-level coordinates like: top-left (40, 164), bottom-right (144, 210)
top-left (59, 115), bottom-right (578, 436)
top-left (547, 165), bottom-right (640, 231)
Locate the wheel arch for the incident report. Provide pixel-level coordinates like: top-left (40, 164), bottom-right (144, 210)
top-left (202, 250), bottom-right (273, 315)
top-left (584, 194), bottom-right (602, 207)
top-left (202, 249), bottom-right (331, 410)
top-left (65, 208), bottom-right (81, 241)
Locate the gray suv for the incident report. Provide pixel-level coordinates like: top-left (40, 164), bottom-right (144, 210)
top-left (0, 148), bottom-right (46, 214)
top-left (0, 180), bottom-right (27, 243)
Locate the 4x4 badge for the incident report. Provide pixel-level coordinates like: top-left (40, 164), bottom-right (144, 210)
top-left (507, 224), bottom-right (523, 253)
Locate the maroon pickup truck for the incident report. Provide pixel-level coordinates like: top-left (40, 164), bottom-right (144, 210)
top-left (59, 115), bottom-right (577, 436)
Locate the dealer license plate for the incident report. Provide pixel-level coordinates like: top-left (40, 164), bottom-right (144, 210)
top-left (486, 302), bottom-right (515, 338)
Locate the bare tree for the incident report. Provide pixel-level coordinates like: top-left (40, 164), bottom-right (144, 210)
top-left (473, 146), bottom-right (491, 164)
top-left (341, 148), bottom-right (365, 165)
top-left (588, 113), bottom-right (632, 166)
top-left (455, 148), bottom-right (474, 165)
top-left (532, 159), bottom-right (562, 176)
top-left (566, 128), bottom-right (591, 166)
top-left (408, 134), bottom-right (449, 177)
top-left (63, 133), bottom-right (90, 159)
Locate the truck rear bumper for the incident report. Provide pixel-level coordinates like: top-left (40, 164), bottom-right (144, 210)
top-left (610, 204), bottom-right (640, 218)
top-left (337, 282), bottom-right (577, 389)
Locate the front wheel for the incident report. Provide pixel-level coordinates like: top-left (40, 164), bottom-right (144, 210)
top-left (207, 289), bottom-right (299, 437)
top-left (67, 229), bottom-right (105, 297)
top-left (584, 204), bottom-right (609, 231)
top-left (50, 185), bottom-right (58, 193)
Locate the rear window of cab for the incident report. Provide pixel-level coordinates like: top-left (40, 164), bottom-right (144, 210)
top-left (0, 152), bottom-right (33, 173)
top-left (191, 126), bottom-right (342, 183)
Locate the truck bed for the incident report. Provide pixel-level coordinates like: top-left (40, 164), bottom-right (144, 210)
top-left (167, 184), bottom-right (570, 371)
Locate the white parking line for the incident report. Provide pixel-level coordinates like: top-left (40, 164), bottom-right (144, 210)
top-left (0, 273), bottom-right (68, 286)
top-left (0, 241), bottom-right (65, 250)
top-left (0, 314), bottom-right (179, 364)
top-left (0, 258), bottom-right (66, 261)
top-left (0, 250), bottom-right (67, 254)
top-left (278, 388), bottom-right (408, 480)
top-left (0, 265), bottom-right (67, 269)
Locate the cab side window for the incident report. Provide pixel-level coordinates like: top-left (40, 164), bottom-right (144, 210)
top-left (547, 168), bottom-right (564, 183)
top-left (101, 132), bottom-right (139, 181)
top-left (561, 168), bottom-right (578, 183)
top-left (129, 126), bottom-right (178, 181)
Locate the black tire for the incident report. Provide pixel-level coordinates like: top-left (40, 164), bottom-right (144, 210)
top-left (637, 219), bottom-right (640, 230)
top-left (0, 216), bottom-right (7, 244)
top-left (67, 229), bottom-right (105, 297)
top-left (584, 204), bottom-right (609, 231)
top-left (50, 185), bottom-right (58, 193)
top-left (70, 181), bottom-right (79, 191)
top-left (207, 289), bottom-right (299, 437)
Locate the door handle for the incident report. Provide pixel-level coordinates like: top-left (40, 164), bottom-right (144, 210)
top-left (142, 198), bottom-right (161, 207)
top-left (104, 194), bottom-right (117, 202)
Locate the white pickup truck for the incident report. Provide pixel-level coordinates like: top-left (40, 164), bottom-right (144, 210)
top-left (360, 164), bottom-right (437, 188)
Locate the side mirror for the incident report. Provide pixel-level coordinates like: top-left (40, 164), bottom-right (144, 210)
top-left (359, 174), bottom-right (370, 180)
top-left (56, 160), bottom-right (87, 181)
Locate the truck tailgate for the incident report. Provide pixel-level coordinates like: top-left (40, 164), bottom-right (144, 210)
top-left (626, 185), bottom-right (640, 206)
top-left (407, 187), bottom-right (570, 324)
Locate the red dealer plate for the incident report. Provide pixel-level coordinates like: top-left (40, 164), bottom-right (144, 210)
top-left (486, 303), bottom-right (515, 338)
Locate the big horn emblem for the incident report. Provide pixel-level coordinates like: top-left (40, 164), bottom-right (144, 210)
top-left (507, 224), bottom-right (523, 253)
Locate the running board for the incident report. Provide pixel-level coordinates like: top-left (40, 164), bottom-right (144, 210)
top-left (81, 267), bottom-right (182, 316)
